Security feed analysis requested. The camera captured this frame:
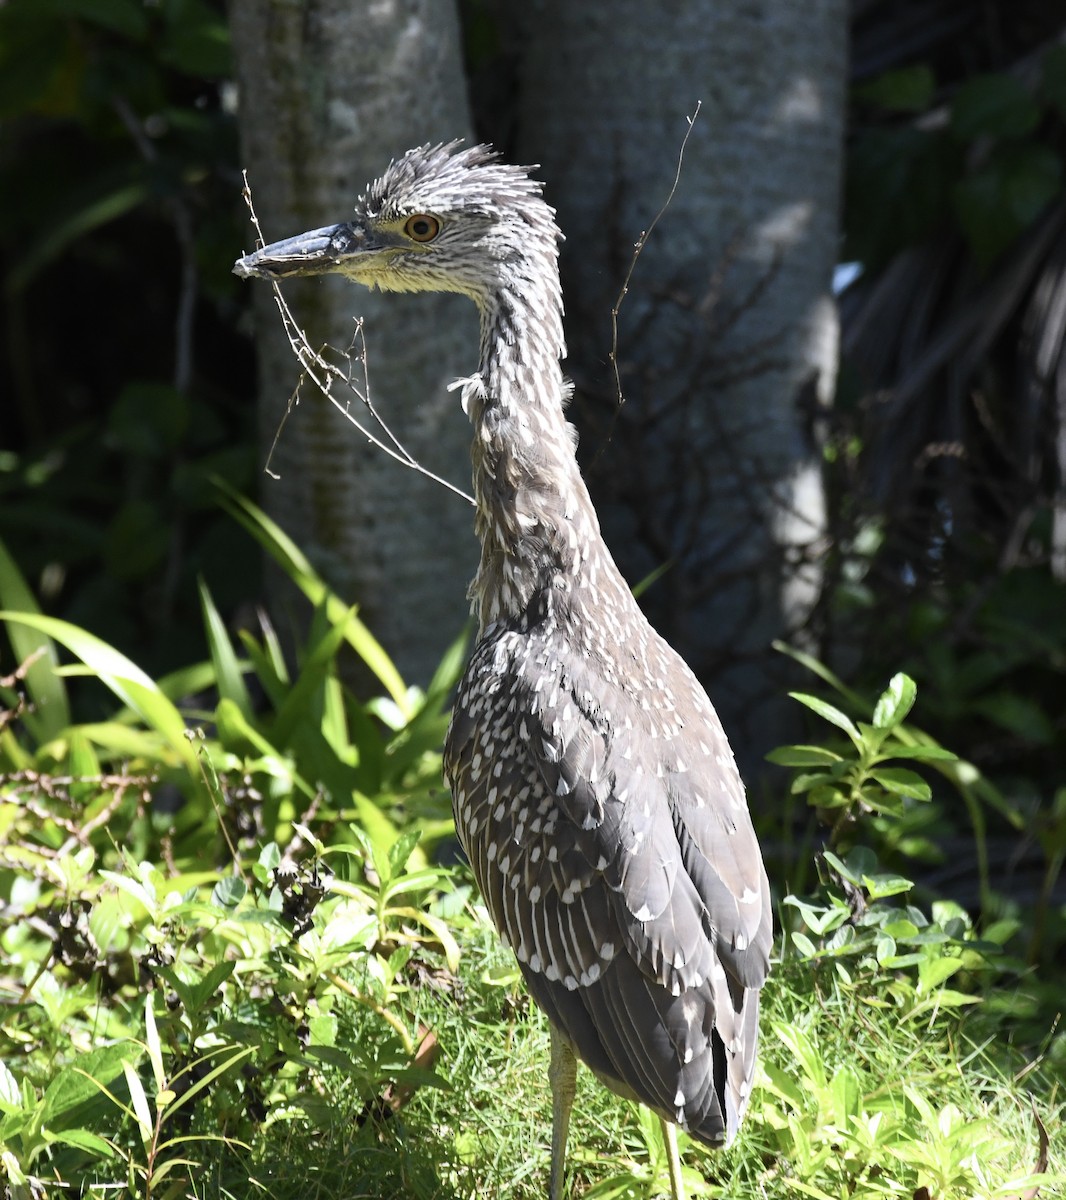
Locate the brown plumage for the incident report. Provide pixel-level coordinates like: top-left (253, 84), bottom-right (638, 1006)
top-left (235, 142), bottom-right (772, 1199)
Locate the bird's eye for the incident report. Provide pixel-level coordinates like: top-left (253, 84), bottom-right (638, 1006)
top-left (404, 214), bottom-right (441, 242)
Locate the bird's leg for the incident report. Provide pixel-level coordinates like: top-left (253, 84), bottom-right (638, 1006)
top-left (548, 1029), bottom-right (578, 1200)
top-left (659, 1116), bottom-right (686, 1200)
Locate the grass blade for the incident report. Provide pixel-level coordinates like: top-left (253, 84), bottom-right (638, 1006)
top-left (214, 482), bottom-right (409, 708)
top-left (0, 538), bottom-right (71, 737)
top-left (0, 611), bottom-right (195, 768)
top-left (198, 578), bottom-right (253, 717)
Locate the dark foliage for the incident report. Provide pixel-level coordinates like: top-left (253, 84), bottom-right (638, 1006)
top-left (0, 0), bottom-right (256, 678)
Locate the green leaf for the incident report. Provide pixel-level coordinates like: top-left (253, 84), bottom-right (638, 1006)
top-left (917, 955), bottom-right (965, 994)
top-left (154, 659), bottom-right (220, 704)
top-left (74, 721), bottom-right (177, 762)
top-left (824, 924), bottom-right (857, 954)
top-left (784, 895), bottom-right (848, 936)
top-left (50, 1128), bottom-right (116, 1157)
top-left (0, 539), bottom-right (71, 738)
top-left (425, 628), bottom-right (469, 701)
top-left (0, 611), bottom-right (195, 767)
top-left (0, 1062), bottom-right (20, 1112)
top-left (790, 931), bottom-right (818, 958)
top-left (631, 558), bottom-right (674, 600)
top-left (884, 742), bottom-right (957, 762)
top-left (906, 992), bottom-right (980, 1022)
top-left (862, 870), bottom-right (913, 900)
top-left (432, 884), bottom-right (472, 920)
top-left (269, 607), bottom-right (352, 747)
top-left (808, 784), bottom-right (848, 811)
top-left (788, 692), bottom-right (861, 743)
top-left (954, 144), bottom-right (1063, 266)
top-left (123, 1061), bottom-right (153, 1144)
top-left (160, 0), bottom-right (231, 77)
top-left (830, 1065), bottom-right (862, 1122)
top-left (237, 629), bottom-right (289, 707)
top-left (307, 1013), bottom-right (338, 1048)
top-left (387, 828), bottom-right (423, 880)
top-left (823, 847), bottom-right (875, 886)
top-left (144, 994), bottom-right (165, 1094)
top-left (789, 771), bottom-right (841, 797)
top-left (259, 843), bottom-right (282, 871)
top-left (350, 792), bottom-right (403, 859)
top-left (41, 1044), bottom-right (139, 1129)
top-left (758, 1060), bottom-right (807, 1110)
top-left (950, 73), bottom-right (1039, 141)
top-left (774, 642), bottom-right (862, 703)
top-left (188, 960), bottom-right (235, 1010)
top-left (772, 1022), bottom-right (828, 1091)
top-left (882, 917), bottom-right (920, 939)
top-left (765, 744), bottom-right (844, 767)
top-left (869, 767), bottom-right (932, 801)
top-left (212, 876), bottom-right (247, 908)
top-left (872, 673), bottom-right (916, 730)
top-left (199, 579), bottom-right (253, 718)
top-left (99, 869), bottom-right (157, 916)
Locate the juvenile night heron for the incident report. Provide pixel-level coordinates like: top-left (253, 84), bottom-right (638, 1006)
top-left (234, 143), bottom-right (772, 1200)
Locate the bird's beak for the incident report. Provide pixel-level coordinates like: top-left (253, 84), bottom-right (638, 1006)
top-left (233, 222), bottom-right (379, 280)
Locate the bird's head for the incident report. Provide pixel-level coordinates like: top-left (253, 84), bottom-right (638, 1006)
top-left (233, 142), bottom-right (560, 307)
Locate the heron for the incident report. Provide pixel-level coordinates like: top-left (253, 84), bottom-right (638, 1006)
top-left (234, 142), bottom-right (772, 1200)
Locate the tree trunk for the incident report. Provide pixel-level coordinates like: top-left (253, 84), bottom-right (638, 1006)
top-left (506, 0), bottom-right (847, 774)
top-left (229, 0), bottom-right (477, 687)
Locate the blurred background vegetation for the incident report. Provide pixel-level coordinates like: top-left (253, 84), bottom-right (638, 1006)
top-left (1, 0), bottom-right (254, 671)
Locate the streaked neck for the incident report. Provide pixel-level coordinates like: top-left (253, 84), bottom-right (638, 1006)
top-left (463, 283), bottom-right (599, 632)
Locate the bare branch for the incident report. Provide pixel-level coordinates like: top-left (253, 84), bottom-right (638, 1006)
top-left (240, 174), bottom-right (475, 507)
top-left (608, 102), bottom-right (702, 411)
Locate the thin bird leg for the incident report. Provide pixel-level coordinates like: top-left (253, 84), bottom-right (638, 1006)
top-left (548, 1029), bottom-right (578, 1200)
top-left (660, 1115), bottom-right (686, 1200)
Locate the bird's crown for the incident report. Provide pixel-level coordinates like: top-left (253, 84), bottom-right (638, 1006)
top-left (362, 141), bottom-right (549, 226)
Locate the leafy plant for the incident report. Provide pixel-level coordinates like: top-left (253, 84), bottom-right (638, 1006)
top-left (753, 660), bottom-right (1062, 1200)
top-left (0, 494), bottom-right (469, 1196)
top-left (848, 51), bottom-right (1066, 270)
top-left (1, 0), bottom-right (253, 679)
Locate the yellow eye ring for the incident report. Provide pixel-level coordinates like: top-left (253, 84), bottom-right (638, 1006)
top-left (404, 214), bottom-right (441, 242)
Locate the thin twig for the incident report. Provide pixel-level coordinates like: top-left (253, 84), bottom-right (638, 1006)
top-left (608, 102), bottom-right (702, 410)
top-left (240, 173), bottom-right (475, 507)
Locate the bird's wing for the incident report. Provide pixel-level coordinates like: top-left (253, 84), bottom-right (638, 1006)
top-left (447, 626), bottom-right (771, 1000)
top-left (524, 644), bottom-right (770, 992)
top-left (445, 624), bottom-right (771, 1139)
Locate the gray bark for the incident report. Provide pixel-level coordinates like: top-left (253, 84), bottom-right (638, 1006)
top-left (507, 0), bottom-right (847, 773)
top-left (229, 0), bottom-right (478, 687)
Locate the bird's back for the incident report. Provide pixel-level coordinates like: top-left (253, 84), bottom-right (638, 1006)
top-left (445, 572), bottom-right (772, 1144)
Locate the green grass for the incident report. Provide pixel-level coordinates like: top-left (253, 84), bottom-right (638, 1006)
top-left (2, 802), bottom-right (1062, 1200)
